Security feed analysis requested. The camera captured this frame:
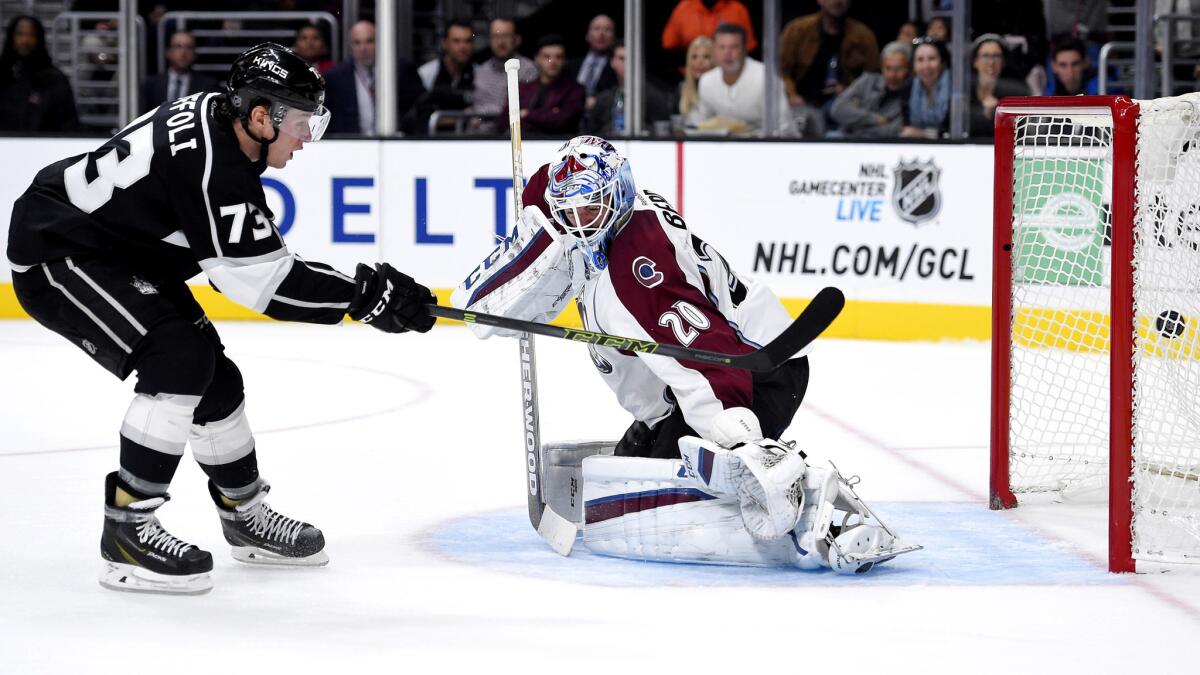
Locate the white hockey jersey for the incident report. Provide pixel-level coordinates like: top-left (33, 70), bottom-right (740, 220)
top-left (451, 164), bottom-right (799, 441)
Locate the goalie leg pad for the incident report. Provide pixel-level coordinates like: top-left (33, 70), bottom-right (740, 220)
top-left (543, 440), bottom-right (615, 525)
top-left (581, 455), bottom-right (801, 567)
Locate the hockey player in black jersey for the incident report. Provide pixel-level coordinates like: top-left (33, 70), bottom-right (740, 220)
top-left (6, 43), bottom-right (435, 594)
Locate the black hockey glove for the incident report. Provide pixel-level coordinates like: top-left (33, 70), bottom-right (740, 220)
top-left (348, 263), bottom-right (437, 334)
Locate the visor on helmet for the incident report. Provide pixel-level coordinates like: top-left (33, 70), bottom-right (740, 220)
top-left (277, 104), bottom-right (331, 142)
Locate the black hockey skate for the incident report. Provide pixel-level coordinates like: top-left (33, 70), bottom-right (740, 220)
top-left (209, 480), bottom-right (328, 566)
top-left (99, 473), bottom-right (214, 595)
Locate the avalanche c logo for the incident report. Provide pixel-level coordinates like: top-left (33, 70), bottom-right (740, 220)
top-left (632, 256), bottom-right (664, 288)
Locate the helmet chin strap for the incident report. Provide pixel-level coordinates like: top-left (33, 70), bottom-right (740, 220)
top-left (239, 116), bottom-right (279, 174)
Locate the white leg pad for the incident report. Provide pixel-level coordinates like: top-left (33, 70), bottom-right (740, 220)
top-left (581, 455), bottom-right (801, 567)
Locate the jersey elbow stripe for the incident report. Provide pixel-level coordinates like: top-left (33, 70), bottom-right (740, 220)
top-left (270, 295), bottom-right (350, 309)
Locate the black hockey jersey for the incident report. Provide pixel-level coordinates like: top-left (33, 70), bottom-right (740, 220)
top-left (7, 91), bottom-right (354, 324)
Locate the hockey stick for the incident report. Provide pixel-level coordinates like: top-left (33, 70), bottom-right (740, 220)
top-left (430, 286), bottom-right (845, 373)
top-left (504, 58), bottom-right (578, 556)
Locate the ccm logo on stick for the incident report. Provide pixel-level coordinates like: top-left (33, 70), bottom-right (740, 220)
top-left (633, 256), bottom-right (664, 288)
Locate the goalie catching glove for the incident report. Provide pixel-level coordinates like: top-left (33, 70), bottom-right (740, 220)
top-left (349, 262), bottom-right (437, 333)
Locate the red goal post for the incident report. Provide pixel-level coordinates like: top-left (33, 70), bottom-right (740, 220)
top-left (991, 95), bottom-right (1200, 573)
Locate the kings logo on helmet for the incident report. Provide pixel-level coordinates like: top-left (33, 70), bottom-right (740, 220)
top-left (891, 158), bottom-right (942, 225)
top-left (251, 56), bottom-right (289, 79)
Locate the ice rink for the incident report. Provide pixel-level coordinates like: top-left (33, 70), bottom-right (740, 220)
top-left (1, 319), bottom-right (1197, 674)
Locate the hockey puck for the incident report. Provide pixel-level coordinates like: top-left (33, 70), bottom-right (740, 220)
top-left (1155, 310), bottom-right (1186, 339)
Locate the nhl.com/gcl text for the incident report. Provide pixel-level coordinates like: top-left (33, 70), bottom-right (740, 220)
top-left (753, 241), bottom-right (976, 281)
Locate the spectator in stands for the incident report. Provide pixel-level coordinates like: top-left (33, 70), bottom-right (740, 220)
top-left (473, 17), bottom-right (537, 124)
top-left (0, 15), bottom-right (78, 132)
top-left (692, 24), bottom-right (791, 136)
top-left (292, 23), bottom-right (334, 74)
top-left (901, 37), bottom-right (949, 138)
top-left (969, 34), bottom-right (1029, 138)
top-left (779, 0), bottom-right (880, 118)
top-left (830, 41), bottom-right (911, 139)
top-left (897, 21), bottom-right (920, 46)
top-left (583, 41), bottom-right (673, 137)
top-left (661, 0), bottom-right (757, 55)
top-left (139, 31), bottom-right (217, 113)
top-left (1044, 38), bottom-right (1099, 96)
top-left (511, 34), bottom-right (585, 137)
top-left (324, 20), bottom-right (422, 136)
top-left (972, 1), bottom-right (1048, 94)
top-left (565, 14), bottom-right (618, 108)
top-left (407, 18), bottom-right (475, 135)
top-left (1046, 0), bottom-right (1106, 42)
top-left (925, 17), bottom-right (950, 42)
top-left (678, 35), bottom-right (713, 121)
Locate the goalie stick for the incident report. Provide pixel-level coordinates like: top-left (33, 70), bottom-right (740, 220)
top-left (503, 58), bottom-right (578, 557)
top-left (430, 286), bottom-right (845, 373)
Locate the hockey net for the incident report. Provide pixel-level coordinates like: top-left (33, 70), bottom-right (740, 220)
top-left (992, 94), bottom-right (1200, 572)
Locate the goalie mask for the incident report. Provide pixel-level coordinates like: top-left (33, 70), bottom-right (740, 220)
top-left (545, 136), bottom-right (636, 270)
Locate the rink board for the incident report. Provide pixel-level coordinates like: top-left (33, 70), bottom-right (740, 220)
top-left (0, 136), bottom-right (994, 340)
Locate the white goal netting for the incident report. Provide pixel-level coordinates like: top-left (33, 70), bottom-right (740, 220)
top-left (1005, 94), bottom-right (1200, 564)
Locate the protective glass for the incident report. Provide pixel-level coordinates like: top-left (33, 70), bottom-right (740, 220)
top-left (278, 105), bottom-right (331, 142)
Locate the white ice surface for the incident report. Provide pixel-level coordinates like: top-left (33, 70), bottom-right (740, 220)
top-left (1, 320), bottom-right (1198, 674)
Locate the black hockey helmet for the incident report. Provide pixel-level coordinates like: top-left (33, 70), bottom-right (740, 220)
top-left (223, 42), bottom-right (330, 145)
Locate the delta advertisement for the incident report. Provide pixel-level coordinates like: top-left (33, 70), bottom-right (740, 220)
top-left (0, 137), bottom-right (995, 339)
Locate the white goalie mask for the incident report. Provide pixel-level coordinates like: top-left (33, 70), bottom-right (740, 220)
top-left (544, 136), bottom-right (636, 269)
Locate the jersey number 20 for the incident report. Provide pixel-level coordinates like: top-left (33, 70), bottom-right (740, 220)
top-left (658, 300), bottom-right (710, 346)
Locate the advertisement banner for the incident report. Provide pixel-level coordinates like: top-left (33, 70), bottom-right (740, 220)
top-left (0, 136), bottom-right (994, 338)
top-left (678, 142), bottom-right (993, 307)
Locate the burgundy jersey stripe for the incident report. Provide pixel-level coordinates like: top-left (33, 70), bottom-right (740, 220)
top-left (607, 212), bottom-right (756, 407)
top-left (584, 488), bottom-right (715, 524)
top-left (468, 228), bottom-right (552, 305)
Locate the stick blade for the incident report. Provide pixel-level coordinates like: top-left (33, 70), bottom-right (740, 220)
top-left (536, 507), bottom-right (578, 556)
top-left (754, 287), bottom-right (845, 370)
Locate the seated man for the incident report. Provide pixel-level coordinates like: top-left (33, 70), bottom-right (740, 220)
top-left (404, 18), bottom-right (474, 135)
top-left (692, 23), bottom-right (793, 136)
top-left (452, 136), bottom-right (918, 572)
top-left (1044, 38), bottom-right (1100, 96)
top-left (507, 35), bottom-right (586, 137)
top-left (829, 41), bottom-right (912, 138)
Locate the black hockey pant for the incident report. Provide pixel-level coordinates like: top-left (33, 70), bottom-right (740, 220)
top-left (615, 356), bottom-right (811, 459)
top-left (12, 256), bottom-right (260, 498)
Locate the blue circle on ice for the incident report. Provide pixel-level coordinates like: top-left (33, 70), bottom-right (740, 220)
top-left (421, 504), bottom-right (1121, 587)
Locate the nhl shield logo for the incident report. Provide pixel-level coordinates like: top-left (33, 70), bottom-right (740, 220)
top-left (892, 159), bottom-right (942, 225)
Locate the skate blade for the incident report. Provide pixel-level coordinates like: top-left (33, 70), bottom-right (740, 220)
top-left (837, 542), bottom-right (924, 574)
top-left (99, 562), bottom-right (213, 595)
top-left (231, 546), bottom-right (329, 567)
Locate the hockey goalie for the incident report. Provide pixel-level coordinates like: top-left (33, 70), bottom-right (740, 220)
top-left (453, 136), bottom-right (918, 574)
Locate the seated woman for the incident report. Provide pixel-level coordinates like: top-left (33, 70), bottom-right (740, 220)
top-left (678, 35), bottom-right (713, 127)
top-left (829, 41), bottom-right (912, 139)
top-left (969, 34), bottom-right (1030, 138)
top-left (901, 37), bottom-right (950, 139)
